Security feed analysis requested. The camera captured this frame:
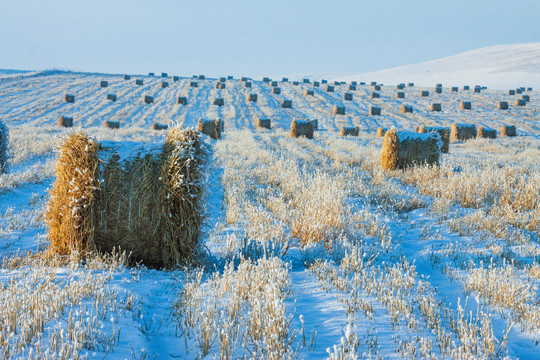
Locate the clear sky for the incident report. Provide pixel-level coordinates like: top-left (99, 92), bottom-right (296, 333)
top-left (0, 0), bottom-right (539, 78)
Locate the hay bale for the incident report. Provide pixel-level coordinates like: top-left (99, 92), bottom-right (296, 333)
top-left (45, 129), bottom-right (204, 267)
top-left (58, 115), bottom-right (73, 128)
top-left (313, 81), bottom-right (320, 87)
top-left (370, 81), bottom-right (377, 86)
top-left (340, 126), bottom-right (359, 136)
top-left (177, 96), bottom-right (187, 105)
top-left (0, 120), bottom-right (7, 174)
top-left (245, 82), bottom-right (252, 88)
top-left (124, 75), bottom-right (131, 80)
top-left (272, 87), bottom-right (281, 94)
top-left (370, 92), bottom-right (380, 99)
top-left (248, 93), bottom-right (258, 102)
top-left (451, 87), bottom-right (458, 92)
top-left (477, 126), bottom-right (496, 139)
top-left (344, 92), bottom-right (353, 100)
top-left (263, 77), bottom-right (270, 83)
top-left (65, 94), bottom-right (75, 103)
top-left (136, 79), bottom-right (144, 86)
top-left (198, 75), bottom-right (205, 80)
top-left (103, 120), bottom-right (120, 129)
top-left (219, 77), bottom-right (226, 82)
top-left (508, 89), bottom-right (516, 95)
top-left (450, 123), bottom-right (476, 141)
top-left (100, 81), bottom-right (108, 88)
top-left (241, 77), bottom-right (248, 82)
top-left (408, 83), bottom-right (414, 87)
top-left (305, 89), bottom-right (314, 96)
top-left (349, 84), bottom-right (356, 91)
top-left (311, 119), bottom-right (318, 130)
top-left (400, 104), bottom-right (413, 113)
top-left (436, 83), bottom-right (442, 88)
top-left (107, 94), bottom-right (117, 102)
top-left (198, 118), bottom-right (223, 139)
top-left (420, 91), bottom-right (429, 97)
top-left (522, 94), bottom-right (530, 102)
top-left (515, 99), bottom-right (526, 106)
top-left (463, 85), bottom-right (470, 90)
top-left (213, 98), bottom-right (224, 106)
top-left (190, 81), bottom-right (198, 87)
top-left (282, 99), bottom-right (292, 108)
top-left (322, 79), bottom-right (328, 84)
top-left (227, 75), bottom-right (233, 80)
top-left (416, 125), bottom-right (450, 153)
top-left (326, 85), bottom-right (334, 92)
top-left (161, 81), bottom-right (169, 88)
top-left (161, 72), bottom-right (168, 77)
top-left (304, 79), bottom-right (311, 84)
top-left (434, 87), bottom-right (442, 93)
top-left (149, 72), bottom-right (154, 76)
top-left (359, 82), bottom-right (366, 85)
top-left (144, 95), bottom-right (154, 104)
top-left (460, 101), bottom-right (472, 109)
top-left (173, 76), bottom-right (179, 81)
top-left (376, 127), bottom-right (387, 137)
top-left (282, 77), bottom-right (289, 82)
top-left (498, 101), bottom-right (509, 109)
top-left (290, 119), bottom-right (314, 139)
top-left (430, 103), bottom-right (442, 112)
top-left (396, 92), bottom-right (405, 99)
top-left (501, 125), bottom-right (516, 137)
top-left (474, 87), bottom-right (481, 93)
top-left (271, 81), bottom-right (278, 87)
top-left (381, 129), bottom-right (441, 170)
top-left (333, 105), bottom-right (345, 115)
top-left (527, 87), bottom-right (532, 91)
top-left (257, 118), bottom-right (271, 129)
top-left (216, 82), bottom-right (226, 89)
top-left (152, 122), bottom-right (168, 130)
top-left (396, 84), bottom-right (405, 90)
top-left (292, 81), bottom-right (299, 85)
top-left (370, 106), bottom-right (381, 115)
top-left (516, 88), bottom-right (523, 94)
top-left (351, 81), bottom-right (357, 86)
top-left (373, 85), bottom-right (381, 91)
top-left (334, 81), bottom-right (340, 86)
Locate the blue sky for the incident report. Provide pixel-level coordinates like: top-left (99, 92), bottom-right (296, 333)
top-left (0, 0), bottom-right (538, 78)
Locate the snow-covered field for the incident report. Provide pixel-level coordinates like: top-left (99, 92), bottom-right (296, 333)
top-left (0, 61), bottom-right (539, 359)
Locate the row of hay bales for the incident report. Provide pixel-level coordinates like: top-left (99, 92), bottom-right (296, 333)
top-left (46, 128), bottom-right (204, 267)
top-left (58, 115), bottom-right (167, 131)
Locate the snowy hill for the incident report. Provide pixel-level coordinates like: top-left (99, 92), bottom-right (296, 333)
top-left (333, 43), bottom-right (540, 90)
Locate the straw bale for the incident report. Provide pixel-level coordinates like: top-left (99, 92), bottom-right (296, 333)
top-left (173, 76), bottom-right (179, 81)
top-left (257, 118), bottom-right (271, 129)
top-left (271, 81), bottom-right (278, 87)
top-left (282, 77), bottom-right (289, 82)
top-left (521, 95), bottom-right (530, 102)
top-left (400, 104), bottom-right (413, 113)
top-left (381, 129), bottom-right (441, 170)
top-left (136, 79), bottom-right (144, 85)
top-left (376, 127), bottom-right (387, 137)
top-left (290, 119), bottom-right (314, 139)
top-left (241, 77), bottom-right (248, 82)
top-left (416, 125), bottom-right (450, 153)
top-left (219, 77), bottom-right (226, 82)
top-left (436, 83), bottom-right (442, 88)
top-left (408, 83), bottom-right (414, 87)
top-left (450, 123), bottom-right (476, 141)
top-left (321, 79), bottom-right (327, 84)
top-left (373, 85), bottom-right (381, 91)
top-left (272, 87), bottom-right (281, 94)
top-left (351, 81), bottom-right (357, 86)
top-left (65, 94), bottom-right (75, 103)
top-left (248, 93), bottom-right (258, 102)
top-left (124, 75), bottom-right (131, 80)
top-left (463, 85), bottom-right (469, 90)
top-left (305, 89), bottom-right (314, 96)
top-left (460, 101), bottom-right (471, 109)
top-left (161, 72), bottom-right (168, 77)
top-left (304, 79), bottom-right (310, 84)
top-left (501, 125), bottom-right (516, 137)
top-left (177, 96), bottom-right (187, 105)
top-left (227, 76), bottom-right (233, 80)
top-left (420, 91), bottom-right (429, 97)
top-left (58, 115), bottom-right (73, 128)
top-left (101, 80), bottom-right (108, 88)
top-left (107, 94), bottom-right (117, 102)
top-left (198, 118), bottom-right (223, 139)
top-left (216, 82), bottom-right (226, 89)
top-left (474, 87), bottom-right (481, 93)
top-left (498, 101), bottom-right (509, 110)
top-left (263, 77), bottom-right (270, 82)
top-left (344, 92), bottom-right (353, 100)
top-left (515, 99), bottom-right (526, 106)
top-left (326, 85), bottom-right (334, 92)
top-left (103, 121), bottom-right (120, 129)
top-left (144, 95), bottom-right (154, 104)
top-left (396, 84), bottom-right (405, 90)
top-left (313, 81), bottom-right (320, 87)
top-left (370, 81), bottom-right (377, 86)
top-left (149, 73), bottom-right (154, 76)
top-left (527, 87), bottom-right (532, 91)
top-left (370, 92), bottom-right (380, 99)
top-left (152, 122), bottom-right (168, 130)
top-left (282, 99), bottom-right (292, 108)
top-left (370, 106), bottom-right (381, 115)
top-left (0, 120), bottom-right (7, 174)
top-left (508, 89), bottom-right (516, 95)
top-left (334, 81), bottom-right (340, 86)
top-left (190, 81), bottom-right (198, 87)
top-left (396, 92), bottom-right (405, 99)
top-left (198, 75), bottom-right (205, 80)
top-left (451, 87), bottom-right (458, 92)
top-left (349, 84), bottom-right (356, 91)
top-left (430, 103), bottom-right (442, 112)
top-left (434, 87), bottom-right (442, 94)
top-left (213, 98), bottom-right (224, 106)
top-left (292, 81), bottom-right (299, 85)
top-left (340, 126), bottom-right (359, 136)
top-left (245, 82), bottom-right (252, 88)
top-left (161, 81), bottom-right (169, 88)
top-left (516, 88), bottom-right (523, 94)
top-left (477, 126), bottom-right (496, 139)
top-left (333, 105), bottom-right (345, 115)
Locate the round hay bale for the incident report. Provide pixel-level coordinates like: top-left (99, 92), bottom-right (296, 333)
top-left (100, 80), bottom-right (108, 88)
top-left (451, 87), bottom-right (458, 92)
top-left (107, 94), bottom-right (117, 102)
top-left (213, 98), bottom-right (224, 106)
top-left (161, 72), bottom-right (168, 77)
top-left (474, 87), bottom-right (481, 93)
top-left (516, 88), bottom-right (523, 94)
top-left (136, 79), bottom-right (144, 86)
top-left (508, 89), bottom-right (516, 95)
top-left (0, 120), bottom-right (8, 174)
top-left (282, 77), bottom-right (289, 82)
top-left (351, 81), bottom-right (357, 86)
top-left (305, 89), bottom-right (314, 96)
top-left (321, 79), bottom-right (327, 84)
top-left (103, 120), bottom-right (120, 129)
top-left (349, 84), bottom-right (356, 91)
top-left (396, 92), bottom-right (405, 99)
top-left (416, 126), bottom-right (450, 153)
top-left (257, 118), bottom-right (271, 129)
top-left (381, 129), bottom-right (441, 170)
top-left (292, 81), bottom-right (300, 86)
top-left (161, 81), bottom-right (169, 88)
top-left (420, 91), bottom-right (429, 97)
top-left (144, 95), bottom-right (154, 104)
top-left (521, 95), bottom-right (530, 102)
top-left (344, 93), bottom-right (353, 100)
top-left (190, 81), bottom-right (198, 87)
top-left (58, 115), bottom-right (73, 128)
top-left (515, 99), bottom-right (526, 106)
top-left (527, 87), bottom-right (532, 91)
top-left (434, 87), bottom-right (442, 94)
top-left (326, 85), bottom-right (334, 92)
top-left (396, 84), bottom-right (405, 90)
top-left (272, 87), bottom-right (281, 94)
top-left (65, 94), bottom-right (75, 103)
top-left (340, 126), bottom-right (359, 136)
top-left (498, 101), bottom-right (509, 110)
top-left (430, 103), bottom-right (442, 112)
top-left (290, 119), bottom-right (314, 139)
top-left (334, 81), bottom-right (340, 86)
top-left (501, 125), bottom-right (516, 137)
top-left (313, 81), bottom-right (320, 87)
top-left (373, 85), bottom-right (381, 91)
top-left (450, 123), bottom-right (476, 141)
top-left (408, 83), bottom-right (415, 87)
top-left (219, 77), bottom-right (226, 82)
top-left (148, 72), bottom-right (155, 76)
top-left (460, 101), bottom-right (472, 110)
top-left (333, 105), bottom-right (345, 115)
top-left (477, 126), bottom-right (497, 139)
top-left (216, 82), bottom-right (226, 89)
top-left (248, 93), bottom-right (258, 102)
top-left (463, 85), bottom-right (470, 90)
top-left (303, 79), bottom-right (311, 84)
top-left (177, 96), bottom-right (187, 105)
top-left (370, 92), bottom-right (380, 99)
top-left (263, 77), bottom-right (270, 83)
top-left (173, 76), bottom-right (179, 81)
top-left (124, 75), bottom-right (131, 80)
top-left (198, 118), bottom-right (223, 139)
top-left (241, 77), bottom-right (248, 82)
top-left (400, 104), bottom-right (413, 113)
top-left (271, 81), bottom-right (278, 87)
top-left (370, 106), bottom-right (381, 115)
top-left (152, 122), bottom-right (168, 130)
top-left (198, 75), bottom-right (205, 80)
top-left (436, 83), bottom-right (442, 88)
top-left (245, 82), bottom-right (252, 88)
top-left (376, 127), bottom-right (387, 137)
top-left (227, 75), bottom-right (233, 80)
top-left (282, 99), bottom-right (292, 108)
top-left (370, 81), bottom-right (377, 86)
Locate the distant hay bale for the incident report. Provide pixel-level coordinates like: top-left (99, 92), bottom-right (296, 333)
top-left (219, 77), bottom-right (226, 82)
top-left (498, 101), bottom-right (509, 109)
top-left (282, 77), bottom-right (289, 82)
top-left (213, 98), bottom-right (224, 106)
top-left (304, 79), bottom-right (311, 84)
top-left (0, 120), bottom-right (7, 174)
top-left (292, 81), bottom-right (299, 85)
top-left (161, 72), bottom-right (168, 77)
top-left (460, 101), bottom-right (472, 109)
top-left (149, 73), bottom-right (154, 76)
top-left (282, 99), bottom-right (292, 108)
top-left (516, 88), bottom-right (523, 94)
top-left (400, 104), bottom-right (413, 113)
top-left (124, 75), bottom-right (131, 80)
top-left (272, 87), bottom-right (281, 94)
top-left (216, 82), bottom-right (226, 89)
top-left (508, 89), bottom-right (516, 95)
top-left (434, 87), bottom-right (442, 94)
top-left (430, 103), bottom-right (442, 112)
top-left (257, 118), bottom-right (271, 129)
top-left (313, 81), bottom-right (320, 87)
top-left (396, 92), bottom-right (405, 99)
top-left (527, 87), bottom-right (532, 91)
top-left (501, 125), bottom-right (516, 137)
top-left (190, 81), bottom-right (198, 87)
top-left (290, 119), bottom-right (314, 139)
top-left (515, 99), bottom-right (526, 106)
top-left (451, 87), bottom-right (458, 92)
top-left (521, 95), bottom-right (530, 102)
top-left (144, 95), bottom-right (154, 104)
top-left (420, 91), bottom-right (429, 97)
top-left (152, 122), bottom-right (168, 130)
top-left (198, 119), bottom-right (223, 139)
top-left (477, 126), bottom-right (496, 139)
top-left (103, 120), bottom-right (120, 129)
top-left (351, 81), bottom-right (357, 86)
top-left (408, 83), bottom-right (414, 87)
top-left (334, 81), bottom-right (340, 86)
top-left (177, 96), bottom-right (187, 105)
top-left (373, 85), bottom-right (381, 91)
top-left (321, 79), bottom-right (328, 84)
top-left (227, 75), bottom-right (233, 80)
top-left (396, 84), bottom-right (405, 90)
top-left (58, 115), bottom-right (73, 128)
top-left (474, 87), bottom-right (481, 93)
top-left (340, 126), bottom-right (359, 136)
top-left (416, 125), bottom-right (450, 153)
top-left (381, 129), bottom-right (441, 170)
top-left (370, 92), bottom-right (380, 99)
top-left (136, 79), bottom-right (144, 86)
top-left (100, 81), bottom-right (108, 88)
top-left (436, 83), bottom-right (442, 88)
top-left (333, 105), bottom-right (345, 115)
top-left (241, 77), bottom-right (248, 82)
top-left (271, 81), bottom-right (278, 87)
top-left (370, 106), bottom-right (381, 115)
top-left (107, 94), bottom-right (117, 102)
top-left (326, 85), bottom-right (334, 92)
top-left (450, 123), bottom-right (476, 141)
top-left (376, 127), bottom-right (387, 137)
top-left (248, 93), bottom-right (258, 102)
top-left (161, 81), bottom-right (169, 88)
top-left (344, 92), bottom-right (353, 100)
top-left (65, 94), bottom-right (75, 103)
top-left (263, 77), bottom-right (270, 83)
top-left (245, 82), bottom-right (252, 88)
top-left (45, 129), bottom-right (204, 267)
top-left (463, 85), bottom-right (470, 90)
top-left (198, 75), bottom-right (205, 80)
top-left (173, 76), bottom-right (179, 81)
top-left (305, 89), bottom-right (314, 96)
top-left (349, 84), bottom-right (356, 91)
top-left (359, 82), bottom-right (366, 85)
top-left (370, 81), bottom-right (377, 86)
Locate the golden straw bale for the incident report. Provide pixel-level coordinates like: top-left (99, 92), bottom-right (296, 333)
top-left (152, 122), bottom-right (168, 130)
top-left (213, 98), bottom-right (224, 106)
top-left (256, 118), bottom-right (271, 129)
top-left (216, 82), bottom-right (226, 89)
top-left (124, 74), bottom-right (131, 80)
top-left (420, 91), bottom-right (429, 97)
top-left (144, 95), bottom-right (154, 104)
top-left (58, 115), bottom-right (73, 128)
top-left (381, 129), bottom-right (441, 170)
top-left (501, 125), bottom-right (516, 137)
top-left (400, 104), bottom-right (413, 113)
top-left (460, 101), bottom-right (471, 109)
top-left (248, 93), bottom-right (258, 102)
top-left (272, 87), bottom-right (281, 94)
top-left (396, 92), bottom-right (405, 99)
top-left (0, 120), bottom-right (8, 174)
top-left (326, 85), bottom-right (334, 92)
top-left (370, 92), bottom-right (380, 99)
top-left (451, 87), bottom-right (458, 92)
top-left (290, 119), bottom-right (314, 139)
top-left (304, 89), bottom-right (314, 96)
top-left (282, 99), bottom-right (292, 108)
top-left (107, 94), bottom-right (117, 102)
top-left (450, 123), bottom-right (476, 141)
top-left (177, 96), bottom-right (187, 105)
top-left (349, 84), bottom-right (356, 91)
top-left (173, 76), bottom-right (179, 81)
top-left (103, 121), bottom-right (120, 129)
top-left (508, 89), bottom-right (516, 95)
top-left (521, 95), bottom-right (530, 102)
top-left (136, 79), bottom-right (144, 85)
top-left (376, 127), bottom-right (387, 137)
top-left (100, 80), bottom-right (108, 88)
top-left (416, 125), bottom-right (450, 153)
top-left (477, 126), bottom-right (497, 139)
top-left (198, 118), bottom-right (223, 139)
top-left (161, 81), bottom-right (169, 88)
top-left (430, 103), bottom-right (442, 112)
top-left (498, 101), bottom-right (509, 109)
top-left (245, 82), bottom-right (252, 88)
top-left (340, 126), bottom-right (359, 136)
top-left (190, 81), bottom-right (198, 87)
top-left (313, 81), bottom-right (320, 87)
top-left (344, 92), bottom-right (353, 100)
top-left (370, 106), bottom-right (381, 115)
top-left (65, 94), bottom-right (75, 103)
top-left (515, 99), bottom-right (526, 106)
top-left (333, 105), bottom-right (345, 115)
